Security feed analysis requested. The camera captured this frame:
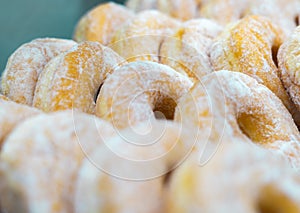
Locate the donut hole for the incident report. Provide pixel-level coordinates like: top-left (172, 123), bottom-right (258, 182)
top-left (295, 16), bottom-right (299, 26)
top-left (237, 112), bottom-right (275, 144)
top-left (94, 83), bottom-right (103, 103)
top-left (163, 170), bottom-right (173, 185)
top-left (256, 184), bottom-right (300, 213)
top-left (152, 94), bottom-right (177, 120)
top-left (271, 45), bottom-right (279, 68)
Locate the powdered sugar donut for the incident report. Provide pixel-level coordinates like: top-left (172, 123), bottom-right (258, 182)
top-left (75, 120), bottom-right (193, 213)
top-left (33, 41), bottom-right (125, 114)
top-left (160, 18), bottom-right (223, 80)
top-left (244, 0), bottom-right (300, 37)
top-left (0, 98), bottom-right (41, 148)
top-left (73, 2), bottom-right (134, 45)
top-left (96, 61), bottom-right (193, 129)
top-left (0, 111), bottom-right (116, 213)
top-left (175, 70), bottom-right (300, 170)
top-left (278, 26), bottom-right (300, 113)
top-left (167, 142), bottom-right (300, 213)
top-left (210, 15), bottom-right (300, 125)
top-left (1, 38), bottom-right (76, 105)
top-left (110, 10), bottom-right (181, 63)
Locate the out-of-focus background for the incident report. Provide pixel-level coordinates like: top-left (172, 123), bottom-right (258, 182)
top-left (0, 0), bottom-right (125, 73)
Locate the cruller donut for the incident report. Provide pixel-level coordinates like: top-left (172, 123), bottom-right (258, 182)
top-left (175, 70), bottom-right (300, 170)
top-left (210, 15), bottom-right (300, 125)
top-left (278, 26), bottom-right (300, 113)
top-left (1, 38), bottom-right (76, 105)
top-left (73, 2), bottom-right (134, 45)
top-left (33, 41), bottom-right (125, 114)
top-left (0, 110), bottom-right (116, 213)
top-left (96, 61), bottom-right (193, 129)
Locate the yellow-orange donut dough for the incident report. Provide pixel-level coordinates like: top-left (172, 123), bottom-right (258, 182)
top-left (1, 38), bottom-right (76, 105)
top-left (33, 41), bottom-right (125, 114)
top-left (73, 2), bottom-right (135, 45)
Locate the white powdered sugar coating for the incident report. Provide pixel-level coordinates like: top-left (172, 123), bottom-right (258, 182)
top-left (74, 121), bottom-right (188, 212)
top-left (160, 18), bottom-right (223, 80)
top-left (209, 16), bottom-right (300, 124)
top-left (278, 26), bottom-right (300, 112)
top-left (175, 70), bottom-right (300, 170)
top-left (33, 41), bottom-right (125, 114)
top-left (1, 38), bottom-right (76, 106)
top-left (0, 111), bottom-right (116, 213)
top-left (109, 10), bottom-right (181, 63)
top-left (0, 99), bottom-right (41, 146)
top-left (96, 61), bottom-right (193, 129)
top-left (168, 142), bottom-right (300, 212)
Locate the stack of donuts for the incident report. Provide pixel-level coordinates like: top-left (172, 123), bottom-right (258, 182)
top-left (0, 0), bottom-right (300, 212)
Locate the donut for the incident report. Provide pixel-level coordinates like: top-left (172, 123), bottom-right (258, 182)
top-left (95, 61), bottom-right (193, 129)
top-left (73, 2), bottom-right (135, 45)
top-left (159, 18), bottom-right (223, 80)
top-left (199, 0), bottom-right (247, 26)
top-left (157, 0), bottom-right (200, 21)
top-left (109, 10), bottom-right (181, 63)
top-left (278, 26), bottom-right (300, 114)
top-left (210, 15), bottom-right (300, 125)
top-left (74, 120), bottom-right (194, 213)
top-left (125, 0), bottom-right (202, 21)
top-left (174, 70), bottom-right (300, 170)
top-left (0, 110), bottom-right (116, 213)
top-left (0, 98), bottom-right (41, 148)
top-left (244, 0), bottom-right (300, 36)
top-left (167, 141), bottom-right (300, 213)
top-left (1, 38), bottom-right (76, 105)
top-left (33, 41), bottom-right (125, 114)
top-left (125, 0), bottom-right (158, 12)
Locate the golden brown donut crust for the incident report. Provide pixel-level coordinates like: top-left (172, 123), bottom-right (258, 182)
top-left (1, 38), bottom-right (76, 105)
top-left (33, 41), bottom-right (125, 114)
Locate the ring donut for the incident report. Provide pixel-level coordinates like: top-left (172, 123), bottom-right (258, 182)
top-left (175, 70), bottom-right (300, 170)
top-left (210, 15), bottom-right (300, 125)
top-left (0, 98), bottom-right (41, 148)
top-left (278, 26), bottom-right (300, 114)
top-left (1, 38), bottom-right (76, 105)
top-left (95, 61), bottom-right (193, 129)
top-left (73, 2), bottom-right (134, 45)
top-left (75, 120), bottom-right (193, 213)
top-left (110, 10), bottom-right (181, 63)
top-left (160, 18), bottom-right (223, 80)
top-left (167, 142), bottom-right (300, 213)
top-left (0, 111), bottom-right (116, 213)
top-left (33, 41), bottom-right (125, 114)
